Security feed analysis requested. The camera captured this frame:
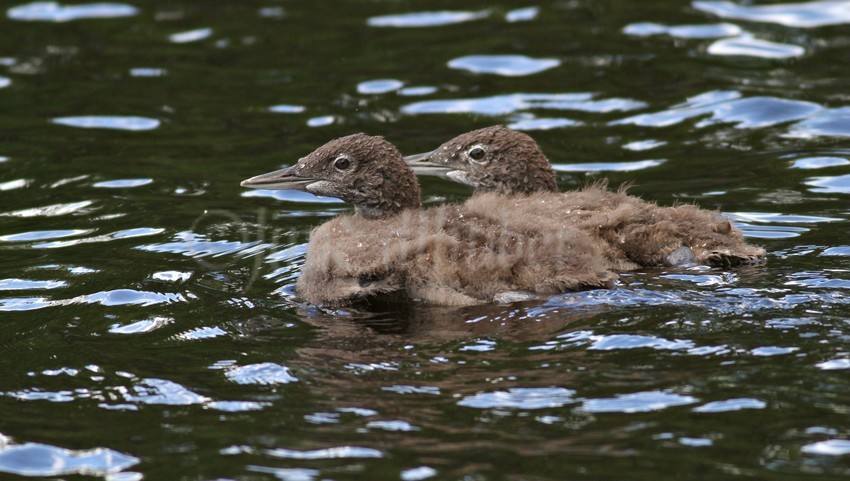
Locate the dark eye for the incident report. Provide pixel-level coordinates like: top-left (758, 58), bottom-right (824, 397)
top-left (468, 147), bottom-right (486, 161)
top-left (334, 156), bottom-right (350, 170)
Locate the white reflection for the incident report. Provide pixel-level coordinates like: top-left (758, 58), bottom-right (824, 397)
top-left (7, 2), bottom-right (138, 22)
top-left (51, 116), bottom-right (160, 131)
top-left (694, 0), bottom-right (850, 28)
top-left (368, 10), bottom-right (488, 28)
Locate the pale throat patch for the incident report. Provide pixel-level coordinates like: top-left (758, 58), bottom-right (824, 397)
top-left (446, 170), bottom-right (476, 187)
top-left (305, 180), bottom-right (334, 196)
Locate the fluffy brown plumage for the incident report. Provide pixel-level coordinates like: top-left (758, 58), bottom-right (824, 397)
top-left (299, 204), bottom-right (616, 306)
top-left (406, 126), bottom-right (765, 268)
top-left (242, 134), bottom-right (616, 306)
top-left (463, 186), bottom-right (764, 270)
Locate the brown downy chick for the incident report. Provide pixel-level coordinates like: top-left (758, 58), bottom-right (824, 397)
top-left (406, 126), bottom-right (765, 268)
top-left (242, 134), bottom-right (617, 307)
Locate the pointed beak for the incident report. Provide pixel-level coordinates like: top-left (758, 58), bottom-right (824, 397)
top-left (240, 166), bottom-right (318, 191)
top-left (403, 151), bottom-right (453, 177)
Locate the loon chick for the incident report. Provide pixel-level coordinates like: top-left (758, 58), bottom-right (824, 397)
top-left (405, 125), bottom-right (765, 268)
top-left (242, 133), bottom-right (617, 307)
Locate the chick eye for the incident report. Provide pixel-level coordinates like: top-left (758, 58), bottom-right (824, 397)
top-left (333, 156), bottom-right (350, 170)
top-left (468, 147), bottom-right (486, 161)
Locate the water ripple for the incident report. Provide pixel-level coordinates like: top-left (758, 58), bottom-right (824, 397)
top-left (807, 174), bottom-right (850, 193)
top-left (693, 398), bottom-right (767, 413)
top-left (0, 200), bottom-right (94, 218)
top-left (357, 79), bottom-right (404, 94)
top-left (381, 385), bottom-right (439, 395)
top-left (549, 284), bottom-right (850, 316)
top-left (801, 439), bottom-right (850, 456)
top-left (0, 297), bottom-right (52, 311)
top-left (786, 271), bottom-right (850, 289)
top-left (624, 22), bottom-right (742, 39)
top-left (766, 317), bottom-right (820, 329)
top-left (337, 407), bottom-right (378, 417)
top-left (51, 116), bottom-right (160, 131)
top-left (402, 92), bottom-right (646, 116)
top-left (108, 316), bottom-right (173, 334)
top-left (263, 244), bottom-right (307, 281)
top-left (735, 222), bottom-right (809, 239)
top-left (0, 278), bottom-right (66, 290)
top-left (787, 108), bottom-right (850, 138)
top-left (366, 420), bottom-right (419, 432)
top-left (580, 390), bottom-right (698, 413)
top-left (306, 115), bottom-right (335, 127)
top-left (0, 179), bottom-right (30, 191)
top-left (0, 229), bottom-right (91, 242)
top-left (348, 362), bottom-right (401, 373)
top-left (402, 466), bottom-right (438, 481)
top-left (693, 0), bottom-right (850, 28)
top-left (448, 55), bottom-right (560, 76)
top-left (817, 358), bottom-right (850, 370)
top-left (791, 156), bottom-right (850, 169)
top-left (241, 189), bottom-right (344, 203)
top-left (174, 326), bottom-right (227, 341)
top-left (266, 446), bottom-right (383, 460)
top-left (507, 116), bottom-right (581, 131)
top-left (33, 227), bottom-right (165, 249)
top-left (305, 412), bottom-right (339, 424)
top-left (588, 334), bottom-right (694, 351)
top-left (93, 178), bottom-right (152, 188)
top-left (506, 7), bottom-right (538, 23)
top-left (137, 231), bottom-right (269, 259)
top-left (367, 10), bottom-right (488, 28)
top-left (727, 212), bottom-right (842, 224)
top-left (552, 159), bottom-right (663, 172)
top-left (151, 270), bottom-right (191, 282)
top-left (50, 174), bottom-right (90, 188)
top-left (613, 91), bottom-right (821, 129)
top-left (123, 378), bottom-right (210, 405)
top-left (269, 104), bottom-right (306, 114)
top-left (129, 67), bottom-right (166, 77)
top-left (457, 387), bottom-right (576, 409)
top-left (459, 339), bottom-right (495, 352)
top-left (81, 288), bottom-right (187, 306)
top-left (169, 28), bottom-right (213, 44)
top-left (5, 388), bottom-right (75, 402)
top-left (247, 466), bottom-right (320, 481)
top-left (752, 346), bottom-right (799, 356)
top-left (680, 437), bottom-right (713, 447)
top-left (7, 2), bottom-right (138, 22)
top-left (224, 362), bottom-right (299, 385)
top-left (398, 86), bottom-right (437, 96)
top-left (208, 401), bottom-right (269, 412)
top-left (257, 6), bottom-right (285, 19)
top-left (0, 441), bottom-right (138, 477)
top-left (623, 139), bottom-right (667, 151)
top-left (707, 35), bottom-right (805, 59)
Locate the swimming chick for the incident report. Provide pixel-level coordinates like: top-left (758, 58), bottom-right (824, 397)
top-left (242, 133), bottom-right (617, 307)
top-left (405, 125), bottom-right (765, 269)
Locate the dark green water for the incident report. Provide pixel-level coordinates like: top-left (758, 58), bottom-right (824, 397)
top-left (1, 1), bottom-right (849, 479)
